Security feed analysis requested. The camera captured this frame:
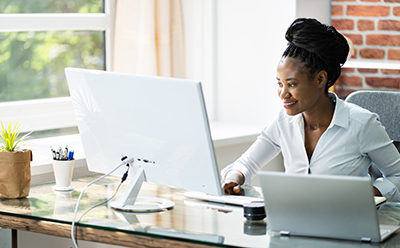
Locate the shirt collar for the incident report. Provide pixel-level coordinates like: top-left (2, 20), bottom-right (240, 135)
top-left (327, 92), bottom-right (349, 129)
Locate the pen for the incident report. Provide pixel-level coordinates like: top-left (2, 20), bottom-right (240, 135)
top-left (50, 146), bottom-right (56, 160)
top-left (51, 146), bottom-right (73, 160)
top-left (68, 150), bottom-right (74, 160)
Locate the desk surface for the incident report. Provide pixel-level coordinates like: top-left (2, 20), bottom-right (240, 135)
top-left (1, 176), bottom-right (400, 248)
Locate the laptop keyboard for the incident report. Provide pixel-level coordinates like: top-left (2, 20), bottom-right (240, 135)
top-left (184, 191), bottom-right (264, 206)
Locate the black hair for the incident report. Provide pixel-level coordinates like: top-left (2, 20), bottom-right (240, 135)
top-left (282, 18), bottom-right (349, 92)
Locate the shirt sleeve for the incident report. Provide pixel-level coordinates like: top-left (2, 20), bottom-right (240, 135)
top-left (221, 117), bottom-right (282, 185)
top-left (360, 116), bottom-right (400, 202)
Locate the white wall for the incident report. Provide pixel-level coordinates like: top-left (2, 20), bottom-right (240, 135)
top-left (182, 1), bottom-right (295, 125)
top-left (216, 0), bottom-right (295, 126)
top-left (296, 0), bottom-right (331, 24)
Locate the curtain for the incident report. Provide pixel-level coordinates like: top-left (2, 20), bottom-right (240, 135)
top-left (113, 0), bottom-right (186, 78)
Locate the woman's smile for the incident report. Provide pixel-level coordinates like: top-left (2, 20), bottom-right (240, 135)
top-left (283, 100), bottom-right (298, 108)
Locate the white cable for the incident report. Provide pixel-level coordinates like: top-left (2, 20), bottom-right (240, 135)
top-left (71, 157), bottom-right (134, 248)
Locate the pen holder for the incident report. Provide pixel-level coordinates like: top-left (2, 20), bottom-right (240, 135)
top-left (52, 160), bottom-right (75, 191)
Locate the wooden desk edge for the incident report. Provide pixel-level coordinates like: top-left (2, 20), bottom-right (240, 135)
top-left (0, 214), bottom-right (223, 248)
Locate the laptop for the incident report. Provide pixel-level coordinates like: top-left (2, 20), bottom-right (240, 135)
top-left (184, 179), bottom-right (385, 207)
top-left (258, 171), bottom-right (400, 242)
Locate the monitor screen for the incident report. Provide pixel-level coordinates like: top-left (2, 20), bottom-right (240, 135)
top-left (65, 68), bottom-right (223, 211)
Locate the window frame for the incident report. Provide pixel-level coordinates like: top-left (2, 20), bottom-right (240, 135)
top-left (0, 0), bottom-right (115, 133)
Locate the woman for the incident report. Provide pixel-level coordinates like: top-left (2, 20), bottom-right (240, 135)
top-left (221, 18), bottom-right (400, 202)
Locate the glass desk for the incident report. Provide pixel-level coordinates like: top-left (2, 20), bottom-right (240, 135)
top-left (1, 175), bottom-right (400, 248)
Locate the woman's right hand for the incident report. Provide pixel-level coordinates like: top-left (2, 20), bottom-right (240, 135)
top-left (221, 170), bottom-right (245, 195)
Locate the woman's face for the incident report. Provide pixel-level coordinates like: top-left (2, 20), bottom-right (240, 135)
top-left (276, 56), bottom-right (325, 116)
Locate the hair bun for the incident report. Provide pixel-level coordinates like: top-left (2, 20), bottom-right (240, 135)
top-left (285, 18), bottom-right (349, 65)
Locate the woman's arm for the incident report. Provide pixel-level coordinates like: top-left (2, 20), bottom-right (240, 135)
top-left (361, 116), bottom-right (400, 201)
top-left (220, 123), bottom-right (282, 194)
top-left (368, 143), bottom-right (400, 201)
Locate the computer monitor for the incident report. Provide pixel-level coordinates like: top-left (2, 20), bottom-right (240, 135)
top-left (65, 68), bottom-right (223, 211)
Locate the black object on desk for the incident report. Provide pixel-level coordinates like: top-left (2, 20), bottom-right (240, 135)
top-left (243, 202), bottom-right (267, 236)
top-left (244, 202), bottom-right (266, 221)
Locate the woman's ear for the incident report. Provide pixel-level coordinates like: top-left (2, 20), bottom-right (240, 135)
top-left (316, 70), bottom-right (328, 89)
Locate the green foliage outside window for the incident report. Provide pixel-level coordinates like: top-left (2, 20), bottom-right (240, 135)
top-left (0, 0), bottom-right (105, 102)
top-left (0, 0), bottom-right (103, 14)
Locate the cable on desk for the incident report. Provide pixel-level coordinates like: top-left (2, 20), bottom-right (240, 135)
top-left (71, 157), bottom-right (133, 248)
top-left (73, 170), bottom-right (127, 247)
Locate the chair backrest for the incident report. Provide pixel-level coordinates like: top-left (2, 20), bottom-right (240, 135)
top-left (345, 91), bottom-right (400, 142)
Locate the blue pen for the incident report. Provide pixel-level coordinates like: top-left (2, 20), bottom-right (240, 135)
top-left (68, 150), bottom-right (74, 160)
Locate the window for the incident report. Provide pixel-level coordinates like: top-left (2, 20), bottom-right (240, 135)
top-left (1, 1), bottom-right (103, 14)
top-left (0, 0), bottom-right (115, 136)
top-left (0, 30), bottom-right (104, 102)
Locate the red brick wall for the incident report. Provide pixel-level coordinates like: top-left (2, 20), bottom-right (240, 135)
top-left (331, 0), bottom-right (400, 99)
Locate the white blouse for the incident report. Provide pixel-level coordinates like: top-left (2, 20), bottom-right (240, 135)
top-left (221, 93), bottom-right (400, 202)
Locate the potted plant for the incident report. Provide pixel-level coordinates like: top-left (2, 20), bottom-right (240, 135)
top-left (0, 120), bottom-right (33, 198)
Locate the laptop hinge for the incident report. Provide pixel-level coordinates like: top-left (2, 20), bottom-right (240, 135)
top-left (361, 237), bottom-right (372, 242)
top-left (280, 231), bottom-right (290, 236)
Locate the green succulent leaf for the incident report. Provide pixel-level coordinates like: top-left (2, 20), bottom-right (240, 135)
top-left (0, 120), bottom-right (32, 152)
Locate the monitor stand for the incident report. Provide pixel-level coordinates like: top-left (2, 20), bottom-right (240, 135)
top-left (109, 164), bottom-right (175, 212)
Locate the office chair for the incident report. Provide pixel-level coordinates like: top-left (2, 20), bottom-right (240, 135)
top-left (345, 90), bottom-right (400, 180)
